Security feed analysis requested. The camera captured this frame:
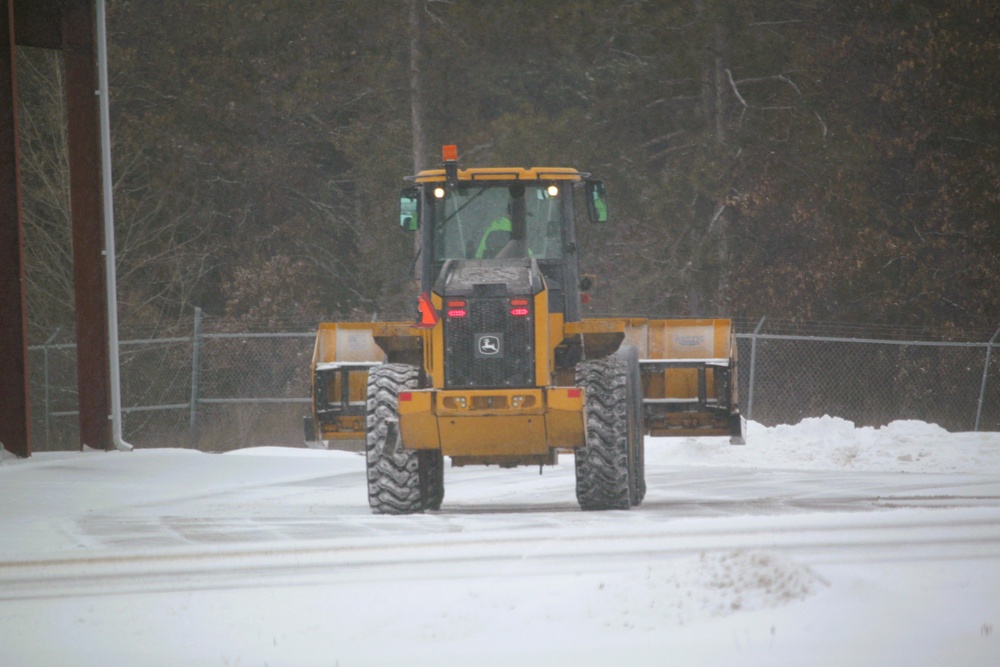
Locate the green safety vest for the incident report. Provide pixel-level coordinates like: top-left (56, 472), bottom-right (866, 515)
top-left (475, 217), bottom-right (512, 259)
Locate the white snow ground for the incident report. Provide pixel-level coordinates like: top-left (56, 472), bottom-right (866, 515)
top-left (2, 416), bottom-right (999, 666)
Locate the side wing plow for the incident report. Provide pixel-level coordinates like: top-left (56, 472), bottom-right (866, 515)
top-left (306, 323), bottom-right (386, 449)
top-left (623, 319), bottom-right (744, 444)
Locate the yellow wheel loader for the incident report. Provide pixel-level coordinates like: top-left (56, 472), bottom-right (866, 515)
top-left (305, 145), bottom-right (744, 514)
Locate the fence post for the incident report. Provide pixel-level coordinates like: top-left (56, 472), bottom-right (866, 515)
top-left (746, 317), bottom-right (765, 422)
top-left (189, 307), bottom-right (203, 446)
top-left (42, 326), bottom-right (62, 449)
top-left (974, 326), bottom-right (1000, 432)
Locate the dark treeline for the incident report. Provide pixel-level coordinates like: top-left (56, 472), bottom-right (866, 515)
top-left (17, 0), bottom-right (999, 340)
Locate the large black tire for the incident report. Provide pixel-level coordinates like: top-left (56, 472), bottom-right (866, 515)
top-left (419, 449), bottom-right (445, 511)
top-left (616, 345), bottom-right (646, 506)
top-left (575, 353), bottom-right (641, 510)
top-left (365, 364), bottom-right (444, 514)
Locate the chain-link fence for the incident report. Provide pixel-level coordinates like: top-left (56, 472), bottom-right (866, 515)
top-left (735, 320), bottom-right (1000, 432)
top-left (27, 314), bottom-right (316, 452)
top-left (25, 317), bottom-right (1000, 452)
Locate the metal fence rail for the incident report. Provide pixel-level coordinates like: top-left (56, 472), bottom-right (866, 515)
top-left (736, 327), bottom-right (1000, 432)
top-left (26, 318), bottom-right (1000, 451)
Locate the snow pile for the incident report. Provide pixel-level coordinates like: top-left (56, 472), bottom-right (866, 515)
top-left (599, 549), bottom-right (822, 630)
top-left (684, 549), bottom-right (820, 614)
top-left (656, 416), bottom-right (1000, 474)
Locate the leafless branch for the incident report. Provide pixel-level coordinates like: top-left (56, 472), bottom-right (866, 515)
top-left (814, 111), bottom-right (828, 139)
top-left (734, 73), bottom-right (802, 97)
top-left (725, 69), bottom-right (748, 108)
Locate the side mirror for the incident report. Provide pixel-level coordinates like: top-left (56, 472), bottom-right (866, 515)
top-left (584, 180), bottom-right (609, 223)
top-left (399, 187), bottom-right (420, 231)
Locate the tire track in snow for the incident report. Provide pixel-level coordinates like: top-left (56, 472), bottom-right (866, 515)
top-left (3, 510), bottom-right (999, 601)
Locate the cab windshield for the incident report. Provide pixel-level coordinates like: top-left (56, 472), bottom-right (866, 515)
top-left (429, 183), bottom-right (566, 261)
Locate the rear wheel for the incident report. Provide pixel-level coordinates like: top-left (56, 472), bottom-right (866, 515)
top-left (576, 346), bottom-right (646, 510)
top-left (616, 345), bottom-right (646, 506)
top-left (365, 364), bottom-right (443, 514)
top-left (575, 355), bottom-right (636, 510)
top-left (420, 449), bottom-right (445, 511)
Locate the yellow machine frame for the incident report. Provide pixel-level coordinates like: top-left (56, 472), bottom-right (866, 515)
top-left (309, 315), bottom-right (742, 454)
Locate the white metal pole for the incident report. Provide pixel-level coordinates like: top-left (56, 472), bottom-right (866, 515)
top-left (96, 0), bottom-right (132, 451)
top-left (974, 326), bottom-right (1000, 432)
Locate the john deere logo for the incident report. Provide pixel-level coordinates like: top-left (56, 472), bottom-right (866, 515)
top-left (476, 334), bottom-right (503, 358)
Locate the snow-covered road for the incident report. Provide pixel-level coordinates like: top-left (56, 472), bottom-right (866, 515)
top-left (2, 418), bottom-right (999, 666)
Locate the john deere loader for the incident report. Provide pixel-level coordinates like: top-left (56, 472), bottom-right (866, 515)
top-left (305, 145), bottom-right (744, 514)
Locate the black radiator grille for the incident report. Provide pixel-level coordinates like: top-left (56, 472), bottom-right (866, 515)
top-left (444, 298), bottom-right (534, 388)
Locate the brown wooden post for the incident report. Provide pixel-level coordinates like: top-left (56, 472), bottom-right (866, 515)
top-left (0, 0), bottom-right (31, 458)
top-left (63, 0), bottom-right (111, 451)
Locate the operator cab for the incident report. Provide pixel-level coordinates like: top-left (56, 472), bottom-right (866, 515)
top-left (428, 181), bottom-right (564, 261)
top-left (399, 146), bottom-right (609, 321)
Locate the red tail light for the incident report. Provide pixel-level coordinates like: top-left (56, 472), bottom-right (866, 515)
top-left (446, 300), bottom-right (467, 318)
top-left (510, 298), bottom-right (530, 317)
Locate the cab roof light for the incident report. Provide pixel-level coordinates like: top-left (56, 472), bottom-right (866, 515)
top-left (442, 145), bottom-right (459, 188)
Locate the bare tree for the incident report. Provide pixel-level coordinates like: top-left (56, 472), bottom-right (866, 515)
top-left (16, 46), bottom-right (214, 341)
top-left (408, 0), bottom-right (428, 174)
top-left (407, 0), bottom-right (431, 283)
top-left (16, 47), bottom-right (75, 340)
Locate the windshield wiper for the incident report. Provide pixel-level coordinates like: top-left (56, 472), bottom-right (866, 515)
top-left (439, 187), bottom-right (489, 227)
